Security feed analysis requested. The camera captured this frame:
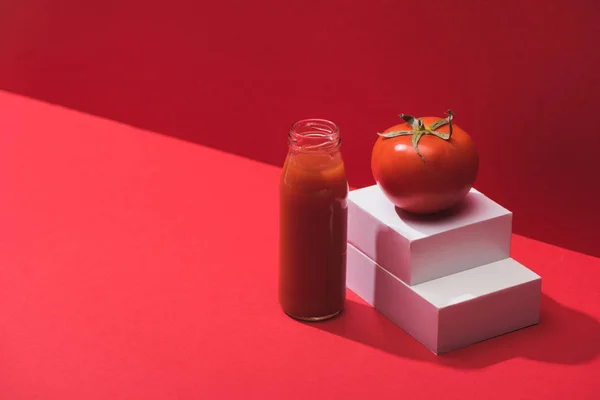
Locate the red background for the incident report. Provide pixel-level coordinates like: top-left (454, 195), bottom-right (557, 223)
top-left (1, 0), bottom-right (599, 256)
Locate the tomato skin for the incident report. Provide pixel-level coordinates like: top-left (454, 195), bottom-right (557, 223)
top-left (371, 117), bottom-right (479, 214)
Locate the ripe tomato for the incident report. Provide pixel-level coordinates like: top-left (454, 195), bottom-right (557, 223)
top-left (371, 112), bottom-right (479, 214)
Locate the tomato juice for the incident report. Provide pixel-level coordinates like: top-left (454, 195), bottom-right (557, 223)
top-left (279, 120), bottom-right (348, 321)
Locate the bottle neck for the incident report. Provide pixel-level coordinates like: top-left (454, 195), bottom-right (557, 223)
top-left (288, 119), bottom-right (340, 153)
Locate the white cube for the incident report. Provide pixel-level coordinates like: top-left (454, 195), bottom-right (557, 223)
top-left (349, 185), bottom-right (512, 285)
top-left (347, 243), bottom-right (541, 354)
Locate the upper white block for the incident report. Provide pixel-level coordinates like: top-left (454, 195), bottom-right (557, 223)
top-left (348, 185), bottom-right (512, 285)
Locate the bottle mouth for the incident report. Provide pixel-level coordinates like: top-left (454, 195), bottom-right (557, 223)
top-left (289, 119), bottom-right (340, 151)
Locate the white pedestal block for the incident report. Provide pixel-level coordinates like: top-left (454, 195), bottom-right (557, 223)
top-left (347, 243), bottom-right (541, 354)
top-left (349, 185), bottom-right (512, 285)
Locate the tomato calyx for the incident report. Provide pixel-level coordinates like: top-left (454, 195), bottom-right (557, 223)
top-left (377, 110), bottom-right (455, 162)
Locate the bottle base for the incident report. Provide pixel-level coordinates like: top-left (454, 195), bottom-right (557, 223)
top-left (285, 309), bottom-right (342, 322)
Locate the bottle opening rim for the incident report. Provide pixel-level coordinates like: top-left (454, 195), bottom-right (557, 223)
top-left (288, 119), bottom-right (340, 151)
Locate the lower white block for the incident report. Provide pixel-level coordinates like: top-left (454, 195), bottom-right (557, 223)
top-left (347, 243), bottom-right (541, 354)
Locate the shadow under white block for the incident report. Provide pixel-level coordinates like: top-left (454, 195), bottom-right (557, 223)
top-left (349, 185), bottom-right (512, 285)
top-left (347, 243), bottom-right (541, 354)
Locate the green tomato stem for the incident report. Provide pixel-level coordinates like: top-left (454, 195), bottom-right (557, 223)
top-left (376, 109), bottom-right (455, 162)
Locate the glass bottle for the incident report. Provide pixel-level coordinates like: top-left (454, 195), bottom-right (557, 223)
top-left (279, 119), bottom-right (348, 321)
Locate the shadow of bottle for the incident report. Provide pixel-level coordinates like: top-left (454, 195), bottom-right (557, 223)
top-left (305, 292), bottom-right (600, 368)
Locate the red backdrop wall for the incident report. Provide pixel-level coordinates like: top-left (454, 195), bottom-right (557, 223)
top-left (1, 0), bottom-right (599, 256)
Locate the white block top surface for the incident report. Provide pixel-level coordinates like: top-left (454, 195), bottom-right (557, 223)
top-left (412, 258), bottom-right (541, 308)
top-left (349, 185), bottom-right (511, 241)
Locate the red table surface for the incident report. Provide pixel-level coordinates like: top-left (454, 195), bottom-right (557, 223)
top-left (1, 91), bottom-right (599, 400)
